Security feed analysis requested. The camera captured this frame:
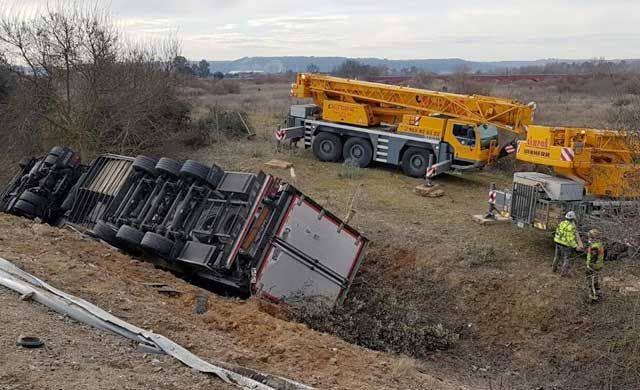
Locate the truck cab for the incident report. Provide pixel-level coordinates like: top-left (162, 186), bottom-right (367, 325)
top-left (397, 114), bottom-right (500, 168)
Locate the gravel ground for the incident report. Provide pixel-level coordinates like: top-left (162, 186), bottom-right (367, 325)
top-left (0, 287), bottom-right (235, 390)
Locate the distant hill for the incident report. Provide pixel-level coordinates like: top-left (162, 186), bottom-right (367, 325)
top-left (205, 56), bottom-right (632, 74)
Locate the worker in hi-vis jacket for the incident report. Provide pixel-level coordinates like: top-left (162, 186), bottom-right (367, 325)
top-left (585, 229), bottom-right (605, 302)
top-left (552, 211), bottom-right (583, 276)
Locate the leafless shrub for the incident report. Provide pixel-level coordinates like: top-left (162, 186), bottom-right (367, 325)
top-left (180, 78), bottom-right (241, 96)
top-left (0, 2), bottom-right (188, 157)
top-left (290, 284), bottom-right (457, 358)
top-left (185, 105), bottom-right (253, 147)
top-left (622, 76), bottom-right (640, 95)
top-left (449, 65), bottom-right (494, 95)
top-left (337, 158), bottom-right (363, 180)
top-left (408, 71), bottom-right (436, 89)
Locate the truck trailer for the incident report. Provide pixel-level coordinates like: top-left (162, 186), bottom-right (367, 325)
top-left (1, 148), bottom-right (368, 306)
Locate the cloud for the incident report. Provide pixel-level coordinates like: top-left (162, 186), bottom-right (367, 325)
top-left (7, 0), bottom-right (635, 61)
top-left (247, 15), bottom-right (349, 28)
top-left (118, 17), bottom-right (178, 34)
top-left (217, 23), bottom-right (238, 30)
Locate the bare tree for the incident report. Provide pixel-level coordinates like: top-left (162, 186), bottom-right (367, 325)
top-left (0, 2), bottom-right (188, 156)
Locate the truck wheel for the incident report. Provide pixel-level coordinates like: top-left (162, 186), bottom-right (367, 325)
top-left (312, 132), bottom-right (342, 162)
top-left (116, 224), bottom-right (145, 247)
top-left (132, 155), bottom-right (158, 177)
top-left (401, 147), bottom-right (431, 178)
top-left (180, 160), bottom-right (210, 183)
top-left (92, 220), bottom-right (118, 244)
top-left (17, 191), bottom-right (48, 217)
top-left (342, 137), bottom-right (373, 167)
top-left (155, 158), bottom-right (182, 179)
top-left (47, 146), bottom-right (66, 157)
top-left (141, 232), bottom-right (175, 258)
top-left (12, 199), bottom-right (40, 218)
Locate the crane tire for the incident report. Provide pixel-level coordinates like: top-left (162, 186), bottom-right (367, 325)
top-left (312, 132), bottom-right (342, 162)
top-left (401, 147), bottom-right (432, 178)
top-left (342, 137), bottom-right (373, 167)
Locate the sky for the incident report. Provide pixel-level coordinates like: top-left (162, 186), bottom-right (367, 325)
top-left (8, 0), bottom-right (640, 61)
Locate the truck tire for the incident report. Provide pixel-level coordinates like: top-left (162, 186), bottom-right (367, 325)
top-left (180, 160), bottom-right (210, 182)
top-left (44, 146), bottom-right (66, 165)
top-left (312, 132), bottom-right (342, 162)
top-left (47, 146), bottom-right (66, 157)
top-left (132, 155), bottom-right (158, 177)
top-left (12, 199), bottom-right (40, 217)
top-left (155, 158), bottom-right (182, 179)
top-left (342, 137), bottom-right (373, 167)
top-left (401, 147), bottom-right (432, 178)
top-left (92, 220), bottom-right (118, 244)
top-left (44, 153), bottom-right (60, 165)
top-left (18, 191), bottom-right (48, 214)
top-left (116, 224), bottom-right (145, 247)
top-left (141, 232), bottom-right (175, 258)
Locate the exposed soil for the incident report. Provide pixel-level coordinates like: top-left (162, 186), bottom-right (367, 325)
top-left (0, 214), bottom-right (466, 390)
top-left (0, 287), bottom-right (234, 390)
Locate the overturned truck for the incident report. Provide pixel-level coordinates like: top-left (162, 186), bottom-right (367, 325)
top-left (0, 147), bottom-right (367, 306)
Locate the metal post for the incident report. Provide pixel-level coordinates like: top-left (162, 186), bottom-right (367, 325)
top-left (425, 154), bottom-right (435, 187)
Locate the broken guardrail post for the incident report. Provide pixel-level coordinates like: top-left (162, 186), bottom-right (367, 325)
top-left (485, 182), bottom-right (498, 219)
top-left (425, 154), bottom-right (435, 187)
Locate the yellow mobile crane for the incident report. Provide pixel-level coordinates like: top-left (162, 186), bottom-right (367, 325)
top-left (516, 125), bottom-right (640, 198)
top-left (279, 73), bottom-right (535, 177)
top-left (494, 125), bottom-right (640, 234)
top-left (277, 73), bottom-right (639, 240)
top-left (279, 73), bottom-right (638, 198)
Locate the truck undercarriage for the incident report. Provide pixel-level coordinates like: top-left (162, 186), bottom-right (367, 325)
top-left (1, 147), bottom-right (368, 306)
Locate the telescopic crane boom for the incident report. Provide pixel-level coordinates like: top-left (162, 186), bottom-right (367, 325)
top-left (292, 73), bottom-right (536, 132)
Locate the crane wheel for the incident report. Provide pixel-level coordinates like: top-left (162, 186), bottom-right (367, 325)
top-left (312, 132), bottom-right (342, 162)
top-left (401, 147), bottom-right (431, 178)
top-left (342, 137), bottom-right (373, 167)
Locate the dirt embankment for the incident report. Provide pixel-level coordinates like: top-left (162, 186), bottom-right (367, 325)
top-left (0, 214), bottom-right (468, 390)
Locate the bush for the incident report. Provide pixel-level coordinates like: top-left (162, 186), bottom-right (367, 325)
top-left (333, 59), bottom-right (385, 80)
top-left (622, 76), bottom-right (640, 95)
top-left (290, 284), bottom-right (457, 358)
top-left (185, 106), bottom-right (253, 147)
top-left (0, 3), bottom-right (189, 157)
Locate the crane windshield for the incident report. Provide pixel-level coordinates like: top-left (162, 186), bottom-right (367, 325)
top-left (478, 124), bottom-right (498, 149)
